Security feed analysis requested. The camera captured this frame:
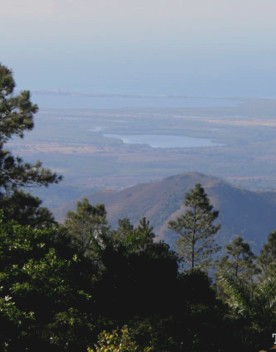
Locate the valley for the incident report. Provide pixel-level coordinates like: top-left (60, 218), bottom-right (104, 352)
top-left (8, 95), bottom-right (276, 242)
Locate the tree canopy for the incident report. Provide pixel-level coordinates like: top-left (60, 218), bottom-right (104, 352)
top-left (217, 236), bottom-right (257, 282)
top-left (64, 198), bottom-right (109, 257)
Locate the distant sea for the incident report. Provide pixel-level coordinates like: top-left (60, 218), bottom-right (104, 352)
top-left (32, 91), bottom-right (238, 110)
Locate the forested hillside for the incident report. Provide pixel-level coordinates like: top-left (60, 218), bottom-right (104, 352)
top-left (0, 64), bottom-right (275, 351)
top-left (67, 172), bottom-right (276, 251)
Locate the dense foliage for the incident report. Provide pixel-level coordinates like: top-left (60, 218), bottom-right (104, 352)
top-left (0, 63), bottom-right (61, 226)
top-left (0, 64), bottom-right (275, 351)
top-left (1, 199), bottom-right (275, 351)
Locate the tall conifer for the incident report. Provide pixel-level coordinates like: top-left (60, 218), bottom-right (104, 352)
top-left (168, 183), bottom-right (220, 271)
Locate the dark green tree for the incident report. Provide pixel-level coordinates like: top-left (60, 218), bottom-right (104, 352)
top-left (216, 235), bottom-right (276, 350)
top-left (0, 64), bottom-right (61, 224)
top-left (0, 64), bottom-right (61, 191)
top-left (217, 236), bottom-right (257, 282)
top-left (0, 190), bottom-right (55, 227)
top-left (257, 231), bottom-right (276, 277)
top-left (64, 198), bottom-right (110, 257)
top-left (168, 183), bottom-right (220, 271)
top-left (0, 216), bottom-right (94, 351)
top-left (88, 325), bottom-right (152, 352)
top-left (113, 217), bottom-right (155, 253)
top-left (113, 218), bottom-right (135, 242)
top-left (94, 217), bottom-right (179, 321)
top-left (216, 268), bottom-right (276, 350)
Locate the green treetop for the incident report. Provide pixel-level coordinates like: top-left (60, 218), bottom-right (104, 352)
top-left (257, 230), bottom-right (276, 277)
top-left (217, 236), bottom-right (257, 282)
top-left (168, 183), bottom-right (220, 271)
top-left (0, 64), bottom-right (61, 225)
top-left (0, 64), bottom-right (61, 193)
top-left (64, 198), bottom-right (110, 258)
top-left (113, 217), bottom-right (155, 253)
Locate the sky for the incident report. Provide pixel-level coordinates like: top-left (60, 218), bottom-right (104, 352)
top-left (1, 0), bottom-right (276, 99)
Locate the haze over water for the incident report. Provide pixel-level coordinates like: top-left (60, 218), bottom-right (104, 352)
top-left (2, 1), bottom-right (276, 99)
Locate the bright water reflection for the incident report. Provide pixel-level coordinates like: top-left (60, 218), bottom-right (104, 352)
top-left (104, 134), bottom-right (221, 148)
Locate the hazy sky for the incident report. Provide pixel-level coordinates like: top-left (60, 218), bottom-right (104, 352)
top-left (1, 0), bottom-right (276, 97)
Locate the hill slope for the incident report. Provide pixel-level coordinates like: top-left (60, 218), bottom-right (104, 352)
top-left (63, 173), bottom-right (276, 251)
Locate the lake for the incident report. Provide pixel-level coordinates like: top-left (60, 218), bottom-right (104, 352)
top-left (103, 134), bottom-right (221, 149)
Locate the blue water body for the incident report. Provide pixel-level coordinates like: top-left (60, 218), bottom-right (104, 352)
top-left (104, 134), bottom-right (221, 149)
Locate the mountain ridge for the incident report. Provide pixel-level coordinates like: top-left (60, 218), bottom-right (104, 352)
top-left (57, 172), bottom-right (276, 251)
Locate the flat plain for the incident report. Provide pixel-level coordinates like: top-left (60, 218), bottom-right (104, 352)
top-left (8, 95), bottom-right (276, 211)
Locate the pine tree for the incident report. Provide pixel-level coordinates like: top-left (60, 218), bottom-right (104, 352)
top-left (257, 231), bottom-right (276, 277)
top-left (113, 217), bottom-right (155, 253)
top-left (64, 198), bottom-right (109, 257)
top-left (217, 236), bottom-right (257, 282)
top-left (0, 63), bottom-right (61, 224)
top-left (168, 183), bottom-right (220, 271)
top-left (0, 64), bottom-right (61, 192)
